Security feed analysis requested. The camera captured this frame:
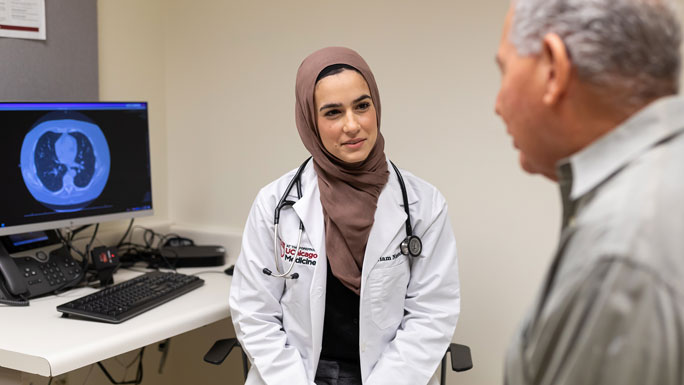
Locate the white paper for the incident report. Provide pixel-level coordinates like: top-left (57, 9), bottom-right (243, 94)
top-left (0, 0), bottom-right (46, 40)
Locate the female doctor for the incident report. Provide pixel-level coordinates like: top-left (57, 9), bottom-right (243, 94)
top-left (229, 47), bottom-right (460, 385)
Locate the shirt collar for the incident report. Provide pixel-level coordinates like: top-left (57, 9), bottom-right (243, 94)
top-left (557, 95), bottom-right (684, 200)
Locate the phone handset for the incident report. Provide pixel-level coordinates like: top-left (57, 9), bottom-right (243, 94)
top-left (0, 244), bottom-right (29, 306)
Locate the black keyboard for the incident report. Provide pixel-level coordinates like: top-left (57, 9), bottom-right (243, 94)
top-left (56, 271), bottom-right (204, 323)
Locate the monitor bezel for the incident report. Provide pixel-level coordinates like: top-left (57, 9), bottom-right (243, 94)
top-left (0, 101), bottom-right (154, 237)
top-left (0, 210), bottom-right (153, 237)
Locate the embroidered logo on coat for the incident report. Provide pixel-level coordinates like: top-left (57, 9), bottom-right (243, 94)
top-left (280, 240), bottom-right (318, 266)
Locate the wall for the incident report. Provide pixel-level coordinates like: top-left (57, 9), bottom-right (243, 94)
top-left (681, 0), bottom-right (684, 92)
top-left (97, 0), bottom-right (169, 224)
top-left (92, 1), bottom-right (684, 385)
top-left (0, 0), bottom-right (98, 101)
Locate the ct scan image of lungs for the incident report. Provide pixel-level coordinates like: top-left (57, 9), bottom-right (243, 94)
top-left (20, 114), bottom-right (110, 212)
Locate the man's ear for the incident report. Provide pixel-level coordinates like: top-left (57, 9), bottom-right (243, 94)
top-left (540, 33), bottom-right (571, 106)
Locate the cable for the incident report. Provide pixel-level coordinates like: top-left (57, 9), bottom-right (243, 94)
top-left (52, 225), bottom-right (99, 294)
top-left (117, 218), bottom-right (135, 248)
top-left (143, 228), bottom-right (158, 249)
top-left (69, 224), bottom-right (92, 240)
top-left (84, 223), bottom-right (99, 265)
top-left (81, 364), bottom-right (95, 385)
top-left (116, 225), bottom-right (159, 267)
top-left (119, 226), bottom-right (184, 270)
top-left (56, 229), bottom-right (83, 259)
top-left (109, 225), bottom-right (199, 271)
top-left (97, 347), bottom-right (145, 385)
top-left (115, 349), bottom-right (144, 369)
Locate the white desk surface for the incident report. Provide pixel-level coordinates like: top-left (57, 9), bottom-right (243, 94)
top-left (0, 264), bottom-right (232, 377)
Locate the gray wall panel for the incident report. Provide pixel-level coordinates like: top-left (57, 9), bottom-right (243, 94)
top-left (0, 0), bottom-right (98, 101)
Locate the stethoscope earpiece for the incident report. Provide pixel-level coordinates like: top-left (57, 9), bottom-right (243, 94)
top-left (263, 267), bottom-right (299, 280)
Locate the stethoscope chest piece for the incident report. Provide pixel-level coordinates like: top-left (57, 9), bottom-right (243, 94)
top-left (401, 235), bottom-right (422, 257)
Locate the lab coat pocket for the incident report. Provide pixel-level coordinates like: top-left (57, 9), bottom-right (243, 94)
top-left (367, 260), bottom-right (410, 329)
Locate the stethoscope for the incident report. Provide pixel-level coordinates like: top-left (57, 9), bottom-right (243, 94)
top-left (262, 157), bottom-right (422, 280)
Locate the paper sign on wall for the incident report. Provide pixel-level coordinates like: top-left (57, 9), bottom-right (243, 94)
top-left (0, 0), bottom-right (46, 40)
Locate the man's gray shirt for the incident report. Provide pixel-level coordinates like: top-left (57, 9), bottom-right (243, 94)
top-left (505, 96), bottom-right (684, 385)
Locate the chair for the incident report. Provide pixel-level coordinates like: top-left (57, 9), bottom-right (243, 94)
top-left (204, 338), bottom-right (249, 380)
top-left (204, 338), bottom-right (472, 384)
top-left (441, 343), bottom-right (473, 383)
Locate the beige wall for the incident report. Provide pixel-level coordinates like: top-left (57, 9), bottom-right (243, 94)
top-left (94, 1), bottom-right (684, 385)
top-left (98, 0), bottom-right (169, 224)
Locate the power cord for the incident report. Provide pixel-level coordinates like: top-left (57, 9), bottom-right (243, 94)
top-left (117, 218), bottom-right (135, 248)
top-left (117, 226), bottom-right (188, 271)
top-left (97, 347), bottom-right (145, 385)
top-left (80, 364), bottom-right (95, 385)
top-left (53, 225), bottom-right (99, 293)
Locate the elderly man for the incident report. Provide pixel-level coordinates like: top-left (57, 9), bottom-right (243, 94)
top-left (495, 0), bottom-right (683, 384)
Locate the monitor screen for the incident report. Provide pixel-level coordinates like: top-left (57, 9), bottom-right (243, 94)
top-left (0, 102), bottom-right (153, 236)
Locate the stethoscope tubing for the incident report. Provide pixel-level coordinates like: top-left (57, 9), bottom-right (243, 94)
top-left (264, 157), bottom-right (420, 280)
top-left (268, 157), bottom-right (311, 279)
top-left (389, 161), bottom-right (413, 237)
top-left (270, 222), bottom-right (302, 278)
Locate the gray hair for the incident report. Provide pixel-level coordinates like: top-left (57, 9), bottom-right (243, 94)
top-left (510, 0), bottom-right (682, 108)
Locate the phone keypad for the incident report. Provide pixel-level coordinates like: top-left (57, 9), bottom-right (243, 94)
top-left (14, 248), bottom-right (81, 298)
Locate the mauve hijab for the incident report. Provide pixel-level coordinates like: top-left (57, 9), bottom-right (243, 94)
top-left (295, 47), bottom-right (389, 295)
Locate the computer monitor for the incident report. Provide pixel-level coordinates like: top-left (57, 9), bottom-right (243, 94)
top-left (0, 102), bottom-right (153, 237)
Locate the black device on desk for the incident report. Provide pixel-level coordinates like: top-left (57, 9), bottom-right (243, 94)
top-left (57, 271), bottom-right (204, 323)
top-left (155, 236), bottom-right (226, 268)
top-left (0, 231), bottom-right (82, 305)
top-left (159, 245), bottom-right (226, 267)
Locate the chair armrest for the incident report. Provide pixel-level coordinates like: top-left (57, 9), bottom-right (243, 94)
top-left (449, 343), bottom-right (473, 372)
top-left (204, 338), bottom-right (239, 365)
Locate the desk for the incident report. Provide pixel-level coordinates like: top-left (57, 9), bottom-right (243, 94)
top-left (0, 264), bottom-right (232, 383)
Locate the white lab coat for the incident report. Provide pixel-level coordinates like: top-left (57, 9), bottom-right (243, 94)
top-left (229, 159), bottom-right (460, 385)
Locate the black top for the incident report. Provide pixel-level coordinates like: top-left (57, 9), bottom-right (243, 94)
top-left (320, 259), bottom-right (360, 365)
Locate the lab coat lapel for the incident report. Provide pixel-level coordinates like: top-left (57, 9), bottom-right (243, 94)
top-left (292, 168), bottom-right (324, 270)
top-left (361, 168), bottom-right (407, 281)
top-left (292, 163), bottom-right (327, 367)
